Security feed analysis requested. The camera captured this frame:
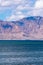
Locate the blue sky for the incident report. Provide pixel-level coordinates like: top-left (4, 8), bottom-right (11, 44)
top-left (0, 0), bottom-right (43, 21)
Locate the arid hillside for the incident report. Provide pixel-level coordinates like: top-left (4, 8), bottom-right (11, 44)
top-left (0, 16), bottom-right (43, 40)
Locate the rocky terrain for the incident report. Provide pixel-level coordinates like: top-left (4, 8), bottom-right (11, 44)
top-left (0, 16), bottom-right (43, 40)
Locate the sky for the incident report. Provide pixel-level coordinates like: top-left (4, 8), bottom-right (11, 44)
top-left (0, 0), bottom-right (43, 21)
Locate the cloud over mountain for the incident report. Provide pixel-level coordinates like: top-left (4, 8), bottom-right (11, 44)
top-left (0, 0), bottom-right (43, 21)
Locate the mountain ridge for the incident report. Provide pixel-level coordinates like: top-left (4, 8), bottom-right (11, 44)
top-left (0, 16), bottom-right (43, 40)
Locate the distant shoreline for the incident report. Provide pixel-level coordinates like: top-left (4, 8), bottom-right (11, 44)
top-left (0, 40), bottom-right (43, 45)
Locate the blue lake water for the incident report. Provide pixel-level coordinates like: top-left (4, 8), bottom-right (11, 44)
top-left (0, 43), bottom-right (43, 65)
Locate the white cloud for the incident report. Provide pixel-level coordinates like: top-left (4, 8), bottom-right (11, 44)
top-left (13, 0), bottom-right (22, 4)
top-left (16, 4), bottom-right (31, 11)
top-left (32, 0), bottom-right (43, 16)
top-left (6, 15), bottom-right (16, 21)
top-left (5, 13), bottom-right (25, 21)
top-left (17, 14), bottom-right (25, 19)
top-left (35, 0), bottom-right (43, 8)
top-left (0, 0), bottom-right (22, 7)
top-left (16, 5), bottom-right (24, 10)
top-left (0, 0), bottom-right (11, 6)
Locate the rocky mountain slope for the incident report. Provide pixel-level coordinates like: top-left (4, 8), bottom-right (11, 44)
top-left (0, 16), bottom-right (43, 40)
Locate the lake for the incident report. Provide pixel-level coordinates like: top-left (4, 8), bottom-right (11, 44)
top-left (0, 40), bottom-right (43, 65)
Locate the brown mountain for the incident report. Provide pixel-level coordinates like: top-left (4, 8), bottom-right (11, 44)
top-left (0, 16), bottom-right (43, 40)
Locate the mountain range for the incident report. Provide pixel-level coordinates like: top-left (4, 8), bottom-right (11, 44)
top-left (0, 16), bottom-right (43, 40)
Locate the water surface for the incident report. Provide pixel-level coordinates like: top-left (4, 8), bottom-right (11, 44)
top-left (0, 42), bottom-right (43, 65)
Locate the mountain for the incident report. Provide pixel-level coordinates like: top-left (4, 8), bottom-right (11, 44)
top-left (0, 16), bottom-right (43, 40)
